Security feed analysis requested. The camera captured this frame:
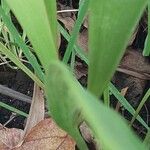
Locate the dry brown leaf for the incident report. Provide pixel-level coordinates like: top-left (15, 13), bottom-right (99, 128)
top-left (0, 83), bottom-right (45, 149)
top-left (0, 119), bottom-right (75, 150)
top-left (58, 15), bottom-right (75, 33)
top-left (23, 84), bottom-right (45, 138)
top-left (74, 62), bottom-right (87, 79)
top-left (0, 126), bottom-right (23, 149)
top-left (120, 49), bottom-right (150, 74)
top-left (77, 28), bottom-right (88, 52)
top-left (83, 16), bottom-right (88, 28)
top-left (57, 13), bottom-right (88, 53)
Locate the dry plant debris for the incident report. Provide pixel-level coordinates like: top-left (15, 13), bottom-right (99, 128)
top-left (0, 118), bottom-right (75, 150)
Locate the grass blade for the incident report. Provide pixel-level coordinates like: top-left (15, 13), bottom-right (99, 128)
top-left (59, 25), bottom-right (148, 129)
top-left (0, 7), bottom-right (44, 81)
top-left (58, 23), bottom-right (88, 64)
top-left (144, 129), bottom-right (150, 149)
top-left (109, 83), bottom-right (149, 130)
top-left (0, 101), bottom-right (27, 117)
top-left (88, 0), bottom-right (147, 97)
top-left (62, 0), bottom-right (89, 64)
top-left (103, 85), bottom-right (110, 107)
top-left (0, 42), bottom-right (44, 88)
top-left (6, 0), bottom-right (58, 70)
top-left (46, 61), bottom-right (147, 150)
top-left (130, 88), bottom-right (150, 126)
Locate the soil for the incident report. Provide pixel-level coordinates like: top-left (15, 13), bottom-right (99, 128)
top-left (0, 66), bottom-right (33, 129)
top-left (0, 0), bottom-right (150, 149)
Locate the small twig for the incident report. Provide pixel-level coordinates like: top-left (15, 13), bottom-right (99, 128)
top-left (3, 113), bottom-right (16, 126)
top-left (0, 84), bottom-right (31, 103)
top-left (117, 67), bottom-right (150, 80)
top-left (57, 9), bottom-right (78, 13)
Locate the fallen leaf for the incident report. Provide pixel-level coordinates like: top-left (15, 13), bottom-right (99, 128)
top-left (77, 28), bottom-right (88, 52)
top-left (58, 15), bottom-right (75, 34)
top-left (23, 84), bottom-right (45, 138)
top-left (0, 125), bottom-right (23, 149)
top-left (0, 119), bottom-right (75, 150)
top-left (57, 12), bottom-right (88, 53)
top-left (120, 49), bottom-right (150, 74)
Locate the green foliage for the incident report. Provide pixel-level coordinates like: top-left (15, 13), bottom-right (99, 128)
top-left (88, 0), bottom-right (147, 97)
top-left (109, 83), bottom-right (149, 130)
top-left (62, 0), bottom-right (89, 64)
top-left (0, 0), bottom-right (149, 149)
top-left (0, 7), bottom-right (44, 81)
top-left (46, 61), bottom-right (146, 150)
top-left (0, 42), bottom-right (44, 88)
top-left (130, 88), bottom-right (150, 127)
top-left (6, 0), bottom-right (58, 70)
top-left (0, 101), bottom-right (28, 117)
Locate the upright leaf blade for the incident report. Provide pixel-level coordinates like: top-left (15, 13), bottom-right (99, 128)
top-left (6, 0), bottom-right (58, 70)
top-left (0, 7), bottom-right (44, 82)
top-left (46, 61), bottom-right (147, 150)
top-left (88, 0), bottom-right (147, 97)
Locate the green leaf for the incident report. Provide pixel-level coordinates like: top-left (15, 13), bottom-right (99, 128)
top-left (0, 101), bottom-right (28, 117)
top-left (130, 88), bottom-right (150, 127)
top-left (46, 61), bottom-right (147, 150)
top-left (88, 0), bottom-right (147, 97)
top-left (109, 83), bottom-right (149, 130)
top-left (58, 23), bottom-right (88, 64)
top-left (6, 0), bottom-right (58, 70)
top-left (143, 2), bottom-right (150, 56)
top-left (0, 7), bottom-right (44, 82)
top-left (59, 23), bottom-right (148, 129)
top-left (62, 0), bottom-right (89, 64)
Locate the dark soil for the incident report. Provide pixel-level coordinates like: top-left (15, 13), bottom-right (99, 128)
top-left (0, 66), bottom-right (33, 129)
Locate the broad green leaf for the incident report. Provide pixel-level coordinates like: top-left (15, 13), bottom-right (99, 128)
top-left (143, 2), bottom-right (150, 56)
top-left (6, 0), bottom-right (58, 70)
top-left (46, 61), bottom-right (147, 150)
top-left (144, 128), bottom-right (150, 149)
top-left (59, 23), bottom-right (148, 129)
top-left (88, 0), bottom-right (147, 97)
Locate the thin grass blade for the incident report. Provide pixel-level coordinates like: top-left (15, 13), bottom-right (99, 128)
top-left (0, 7), bottom-right (44, 81)
top-left (109, 83), bottom-right (149, 130)
top-left (0, 101), bottom-right (27, 117)
top-left (130, 88), bottom-right (150, 126)
top-left (0, 42), bottom-right (44, 88)
top-left (62, 0), bottom-right (89, 64)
